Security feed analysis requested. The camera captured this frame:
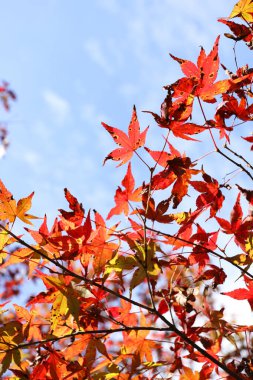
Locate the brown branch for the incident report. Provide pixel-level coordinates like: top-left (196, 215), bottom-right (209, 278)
top-left (0, 326), bottom-right (172, 353)
top-left (224, 143), bottom-right (253, 171)
top-left (146, 226), bottom-right (253, 280)
top-left (216, 147), bottom-right (253, 181)
top-left (155, 311), bottom-right (245, 380)
top-left (143, 167), bottom-right (157, 310)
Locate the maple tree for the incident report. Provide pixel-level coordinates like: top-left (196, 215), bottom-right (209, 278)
top-left (1, 1), bottom-right (253, 379)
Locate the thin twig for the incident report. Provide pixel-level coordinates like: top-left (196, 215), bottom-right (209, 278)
top-left (216, 146), bottom-right (253, 181)
top-left (224, 143), bottom-right (253, 171)
top-left (146, 226), bottom-right (253, 280)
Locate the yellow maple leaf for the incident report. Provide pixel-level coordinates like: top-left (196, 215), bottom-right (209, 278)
top-left (45, 276), bottom-right (80, 333)
top-left (16, 192), bottom-right (38, 225)
top-left (245, 235), bottom-right (253, 258)
top-left (229, 0), bottom-right (253, 22)
top-left (0, 192), bottom-right (38, 225)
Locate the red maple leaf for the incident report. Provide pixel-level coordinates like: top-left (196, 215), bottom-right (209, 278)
top-left (102, 105), bottom-right (148, 166)
top-left (222, 275), bottom-right (253, 310)
top-left (190, 171), bottom-right (224, 217)
top-left (136, 190), bottom-right (175, 223)
top-left (217, 94), bottom-right (253, 122)
top-left (146, 143), bottom-right (199, 208)
top-left (59, 188), bottom-right (84, 227)
top-left (242, 134), bottom-right (253, 150)
top-left (169, 36), bottom-right (230, 103)
top-left (215, 193), bottom-right (252, 248)
top-left (144, 91), bottom-right (206, 140)
top-left (236, 184), bottom-right (253, 204)
top-left (225, 64), bottom-right (253, 93)
top-left (211, 93), bottom-right (253, 141)
top-left (189, 225), bottom-right (219, 273)
top-left (218, 18), bottom-right (253, 49)
top-left (215, 193), bottom-right (242, 234)
top-left (107, 163), bottom-right (142, 219)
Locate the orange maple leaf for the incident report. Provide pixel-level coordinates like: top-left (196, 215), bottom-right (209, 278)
top-left (0, 191), bottom-right (37, 225)
top-left (107, 163), bottom-right (142, 219)
top-left (102, 105), bottom-right (148, 166)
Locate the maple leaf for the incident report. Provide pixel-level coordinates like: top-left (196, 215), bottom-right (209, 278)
top-left (63, 334), bottom-right (91, 361)
top-left (34, 350), bottom-right (68, 380)
top-left (16, 192), bottom-right (38, 224)
top-left (223, 64), bottom-right (253, 95)
top-left (27, 275), bottom-right (80, 334)
top-left (102, 105), bottom-right (148, 166)
top-left (169, 36), bottom-right (230, 103)
top-left (59, 188), bottom-right (84, 227)
top-left (85, 211), bottom-right (119, 274)
top-left (0, 179), bottom-right (12, 201)
top-left (13, 304), bottom-right (42, 342)
top-left (107, 163), bottom-right (142, 219)
top-left (137, 188), bottom-right (171, 223)
top-left (190, 171), bottom-right (224, 217)
top-left (222, 275), bottom-right (253, 310)
top-left (0, 191), bottom-right (38, 225)
top-left (146, 111), bottom-right (205, 140)
top-left (108, 299), bottom-right (137, 326)
top-left (236, 184), bottom-right (253, 204)
top-left (146, 143), bottom-right (199, 208)
top-left (189, 226), bottom-right (219, 273)
top-left (219, 18), bottom-right (253, 49)
top-left (229, 0), bottom-right (253, 22)
top-left (216, 94), bottom-right (253, 123)
top-left (180, 366), bottom-right (200, 380)
top-left (122, 313), bottom-right (160, 363)
top-left (216, 193), bottom-right (253, 251)
top-left (215, 193), bottom-right (243, 234)
top-left (105, 240), bottom-right (160, 295)
top-left (242, 134), bottom-right (253, 150)
top-left (144, 91), bottom-right (205, 140)
top-left (0, 321), bottom-right (23, 377)
top-left (0, 224), bottom-right (16, 264)
top-left (157, 299), bottom-right (169, 315)
top-left (128, 241), bottom-right (160, 295)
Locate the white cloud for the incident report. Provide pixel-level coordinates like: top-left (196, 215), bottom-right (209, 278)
top-left (84, 38), bottom-right (112, 74)
top-left (43, 90), bottom-right (70, 125)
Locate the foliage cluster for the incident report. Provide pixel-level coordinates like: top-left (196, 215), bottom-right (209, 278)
top-left (0, 1), bottom-right (253, 379)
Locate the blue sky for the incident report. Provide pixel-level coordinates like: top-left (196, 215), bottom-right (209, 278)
top-left (1, 0), bottom-right (253, 323)
top-left (0, 0), bottom-right (237, 219)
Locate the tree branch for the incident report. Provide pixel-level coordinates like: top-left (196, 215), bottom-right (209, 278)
top-left (146, 226), bottom-right (253, 280)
